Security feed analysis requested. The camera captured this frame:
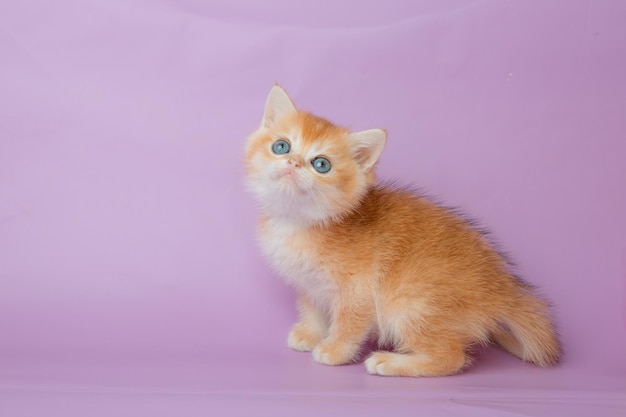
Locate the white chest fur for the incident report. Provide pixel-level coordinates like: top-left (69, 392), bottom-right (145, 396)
top-left (258, 220), bottom-right (335, 306)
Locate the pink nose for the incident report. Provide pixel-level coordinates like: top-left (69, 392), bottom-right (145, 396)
top-left (287, 159), bottom-right (301, 168)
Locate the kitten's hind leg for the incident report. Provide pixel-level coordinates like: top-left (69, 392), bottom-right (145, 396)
top-left (365, 339), bottom-right (467, 377)
top-left (287, 295), bottom-right (327, 352)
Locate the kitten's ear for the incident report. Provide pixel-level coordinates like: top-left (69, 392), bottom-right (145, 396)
top-left (349, 129), bottom-right (387, 170)
top-left (262, 85), bottom-right (297, 128)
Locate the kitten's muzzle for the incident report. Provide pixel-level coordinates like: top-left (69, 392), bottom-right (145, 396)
top-left (287, 157), bottom-right (303, 168)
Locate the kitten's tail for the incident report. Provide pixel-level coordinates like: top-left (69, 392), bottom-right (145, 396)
top-left (491, 295), bottom-right (562, 367)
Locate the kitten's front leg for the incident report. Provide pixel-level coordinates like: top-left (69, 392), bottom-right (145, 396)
top-left (287, 294), bottom-right (327, 352)
top-left (312, 293), bottom-right (373, 366)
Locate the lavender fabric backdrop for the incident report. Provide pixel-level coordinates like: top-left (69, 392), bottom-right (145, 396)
top-left (1, 0), bottom-right (625, 415)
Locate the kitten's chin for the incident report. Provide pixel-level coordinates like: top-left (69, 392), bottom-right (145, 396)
top-left (257, 190), bottom-right (338, 226)
top-left (247, 175), bottom-right (361, 226)
top-left (274, 172), bottom-right (307, 194)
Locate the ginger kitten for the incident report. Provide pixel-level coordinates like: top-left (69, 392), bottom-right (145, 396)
top-left (245, 85), bottom-right (561, 377)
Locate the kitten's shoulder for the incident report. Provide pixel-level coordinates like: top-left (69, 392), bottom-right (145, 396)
top-left (358, 183), bottom-right (433, 213)
top-left (331, 183), bottom-right (434, 230)
top-left (343, 182), bottom-right (477, 234)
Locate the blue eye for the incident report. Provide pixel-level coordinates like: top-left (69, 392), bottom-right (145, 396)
top-left (312, 157), bottom-right (331, 173)
top-left (272, 139), bottom-right (290, 154)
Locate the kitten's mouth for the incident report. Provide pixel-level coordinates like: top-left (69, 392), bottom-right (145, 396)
top-left (276, 170), bottom-right (295, 179)
top-left (276, 168), bottom-right (299, 181)
top-left (275, 169), bottom-right (306, 192)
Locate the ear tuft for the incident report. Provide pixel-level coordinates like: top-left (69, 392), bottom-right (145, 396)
top-left (348, 129), bottom-right (387, 170)
top-left (262, 84), bottom-right (297, 128)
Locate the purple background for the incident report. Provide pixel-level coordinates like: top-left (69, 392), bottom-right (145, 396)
top-left (1, 0), bottom-right (625, 415)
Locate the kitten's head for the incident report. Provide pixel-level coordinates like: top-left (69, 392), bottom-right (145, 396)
top-left (245, 85), bottom-right (386, 225)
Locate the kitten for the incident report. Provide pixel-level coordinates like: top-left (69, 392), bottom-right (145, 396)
top-left (245, 85), bottom-right (561, 377)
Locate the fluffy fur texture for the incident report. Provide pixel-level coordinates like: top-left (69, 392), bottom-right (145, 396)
top-left (245, 85), bottom-right (561, 377)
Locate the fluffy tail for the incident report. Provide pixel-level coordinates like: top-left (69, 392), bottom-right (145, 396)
top-left (491, 296), bottom-right (562, 367)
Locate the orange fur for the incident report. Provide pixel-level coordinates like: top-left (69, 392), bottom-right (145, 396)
top-left (246, 85), bottom-right (562, 377)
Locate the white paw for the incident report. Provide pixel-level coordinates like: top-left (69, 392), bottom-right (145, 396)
top-left (287, 330), bottom-right (316, 351)
top-left (312, 341), bottom-right (359, 365)
top-left (287, 325), bottom-right (322, 352)
top-left (365, 353), bottom-right (389, 375)
top-left (365, 352), bottom-right (433, 377)
top-left (312, 345), bottom-right (331, 364)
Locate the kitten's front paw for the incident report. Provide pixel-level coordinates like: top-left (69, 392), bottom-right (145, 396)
top-left (312, 340), bottom-right (360, 366)
top-left (287, 324), bottom-right (323, 352)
